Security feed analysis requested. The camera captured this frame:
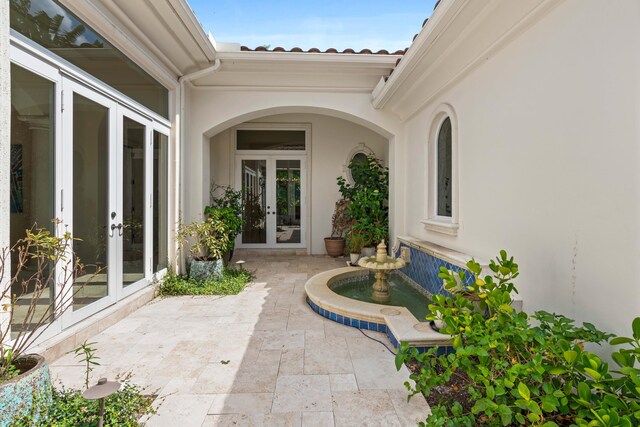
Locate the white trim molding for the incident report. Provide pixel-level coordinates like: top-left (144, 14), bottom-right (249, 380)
top-left (342, 142), bottom-right (374, 185)
top-left (424, 103), bottom-right (459, 236)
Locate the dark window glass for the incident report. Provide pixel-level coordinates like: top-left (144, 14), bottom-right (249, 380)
top-left (153, 131), bottom-right (169, 272)
top-left (72, 93), bottom-right (110, 310)
top-left (276, 160), bottom-right (301, 244)
top-left (10, 0), bottom-right (169, 118)
top-left (237, 130), bottom-right (306, 151)
top-left (349, 152), bottom-right (369, 185)
top-left (241, 160), bottom-right (267, 243)
top-left (10, 63), bottom-right (55, 335)
top-left (122, 117), bottom-right (145, 286)
top-left (437, 117), bottom-right (452, 217)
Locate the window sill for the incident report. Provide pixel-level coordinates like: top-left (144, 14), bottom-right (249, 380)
top-left (421, 219), bottom-right (459, 236)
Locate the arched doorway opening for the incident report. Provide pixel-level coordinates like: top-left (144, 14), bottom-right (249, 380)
top-left (206, 111), bottom-right (391, 255)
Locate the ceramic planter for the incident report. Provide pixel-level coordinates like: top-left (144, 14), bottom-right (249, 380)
top-left (190, 259), bottom-right (224, 281)
top-left (324, 237), bottom-right (346, 257)
top-left (349, 253), bottom-right (360, 265)
top-left (0, 354), bottom-right (52, 425)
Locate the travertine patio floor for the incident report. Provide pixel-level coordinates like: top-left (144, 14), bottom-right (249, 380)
top-left (50, 255), bottom-right (430, 426)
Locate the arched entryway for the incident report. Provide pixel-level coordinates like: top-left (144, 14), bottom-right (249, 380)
top-left (205, 110), bottom-right (392, 255)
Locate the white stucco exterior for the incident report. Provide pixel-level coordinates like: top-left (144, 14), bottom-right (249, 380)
top-left (184, 89), bottom-right (404, 243)
top-left (387, 0), bottom-right (640, 338)
top-left (3, 0), bottom-right (640, 346)
top-left (1, 0), bottom-right (9, 252)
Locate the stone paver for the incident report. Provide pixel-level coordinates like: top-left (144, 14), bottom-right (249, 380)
top-left (50, 255), bottom-right (430, 426)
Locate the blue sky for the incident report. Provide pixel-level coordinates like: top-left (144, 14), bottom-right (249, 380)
top-left (187, 0), bottom-right (438, 51)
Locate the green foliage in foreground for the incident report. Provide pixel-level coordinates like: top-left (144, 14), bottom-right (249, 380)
top-left (396, 250), bottom-right (640, 427)
top-left (11, 380), bottom-right (156, 427)
top-left (157, 267), bottom-right (252, 296)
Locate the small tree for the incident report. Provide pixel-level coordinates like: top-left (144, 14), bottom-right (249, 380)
top-left (1, 225), bottom-right (97, 381)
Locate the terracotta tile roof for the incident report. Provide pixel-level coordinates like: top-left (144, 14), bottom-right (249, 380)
top-left (384, 16), bottom-right (430, 82)
top-left (239, 9), bottom-right (436, 83)
top-left (239, 46), bottom-right (407, 55)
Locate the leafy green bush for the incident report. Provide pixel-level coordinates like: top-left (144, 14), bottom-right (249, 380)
top-left (205, 184), bottom-right (245, 252)
top-left (395, 251), bottom-right (640, 427)
top-left (337, 154), bottom-right (389, 246)
top-left (158, 267), bottom-right (252, 296)
top-left (11, 381), bottom-right (156, 427)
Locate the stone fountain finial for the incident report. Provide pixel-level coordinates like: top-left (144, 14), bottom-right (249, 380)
top-left (358, 239), bottom-right (405, 303)
top-left (376, 240), bottom-right (387, 263)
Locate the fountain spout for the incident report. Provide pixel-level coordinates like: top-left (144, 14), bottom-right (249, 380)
top-left (357, 240), bottom-right (406, 303)
top-left (376, 240), bottom-right (388, 263)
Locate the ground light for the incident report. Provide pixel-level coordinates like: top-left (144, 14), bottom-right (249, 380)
top-left (82, 378), bottom-right (121, 427)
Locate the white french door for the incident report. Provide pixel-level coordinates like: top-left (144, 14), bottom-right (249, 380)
top-left (61, 78), bottom-right (153, 327)
top-left (9, 37), bottom-right (171, 342)
top-left (236, 155), bottom-right (306, 249)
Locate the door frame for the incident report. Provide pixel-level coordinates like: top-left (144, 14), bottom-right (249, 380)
top-left (117, 106), bottom-right (154, 300)
top-left (235, 155), bottom-right (308, 249)
top-left (60, 76), bottom-right (119, 328)
top-left (231, 123), bottom-right (311, 251)
top-left (8, 32), bottom-right (172, 342)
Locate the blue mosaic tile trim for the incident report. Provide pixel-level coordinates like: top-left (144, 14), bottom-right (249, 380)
top-left (307, 297), bottom-right (453, 354)
top-left (395, 243), bottom-right (475, 296)
top-left (385, 328), bottom-right (453, 355)
top-left (306, 297), bottom-right (387, 333)
top-left (0, 356), bottom-right (52, 426)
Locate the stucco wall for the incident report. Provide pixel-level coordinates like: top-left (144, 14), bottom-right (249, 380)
top-left (400, 0), bottom-right (640, 337)
top-left (1, 0), bottom-right (9, 251)
top-left (209, 113), bottom-right (389, 255)
top-left (1, 0), bottom-right (9, 325)
top-left (185, 89), bottom-right (404, 251)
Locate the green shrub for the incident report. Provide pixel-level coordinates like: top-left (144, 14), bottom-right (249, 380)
top-left (158, 267), bottom-right (252, 296)
top-left (395, 250), bottom-right (640, 427)
top-left (11, 379), bottom-right (156, 427)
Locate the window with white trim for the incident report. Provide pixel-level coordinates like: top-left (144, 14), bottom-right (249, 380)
top-left (422, 106), bottom-right (459, 235)
top-left (437, 117), bottom-right (452, 217)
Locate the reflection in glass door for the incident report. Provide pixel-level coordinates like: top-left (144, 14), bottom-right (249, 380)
top-left (9, 64), bottom-right (56, 336)
top-left (240, 159), bottom-right (267, 244)
top-left (237, 157), bottom-right (305, 248)
top-left (71, 92), bottom-right (112, 311)
top-left (275, 160), bottom-right (301, 244)
top-left (121, 116), bottom-right (146, 287)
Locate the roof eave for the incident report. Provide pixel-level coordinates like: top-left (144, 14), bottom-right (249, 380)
top-left (371, 0), bottom-right (464, 109)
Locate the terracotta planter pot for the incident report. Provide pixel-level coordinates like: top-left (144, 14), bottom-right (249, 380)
top-left (0, 354), bottom-right (52, 425)
top-left (324, 237), bottom-right (346, 257)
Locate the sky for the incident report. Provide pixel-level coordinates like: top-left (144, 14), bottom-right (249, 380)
top-left (187, 0), bottom-right (438, 52)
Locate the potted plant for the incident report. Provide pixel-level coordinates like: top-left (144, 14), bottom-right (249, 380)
top-left (177, 216), bottom-right (231, 281)
top-left (324, 199), bottom-right (350, 257)
top-left (0, 226), bottom-right (97, 424)
top-left (337, 154), bottom-right (389, 257)
top-left (347, 231), bottom-right (364, 265)
top-left (205, 184), bottom-right (244, 261)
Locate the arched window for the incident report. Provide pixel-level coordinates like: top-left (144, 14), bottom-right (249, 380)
top-left (437, 117), bottom-right (452, 217)
top-left (422, 105), bottom-right (459, 235)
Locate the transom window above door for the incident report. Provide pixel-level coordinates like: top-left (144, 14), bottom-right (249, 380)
top-left (236, 130), bottom-right (306, 151)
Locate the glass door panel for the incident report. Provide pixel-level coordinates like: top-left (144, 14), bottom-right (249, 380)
top-left (240, 159), bottom-right (267, 244)
top-left (9, 63), bottom-right (56, 336)
top-left (153, 131), bottom-right (169, 272)
top-left (275, 160), bottom-right (301, 244)
top-left (72, 93), bottom-right (111, 310)
top-left (237, 156), bottom-right (305, 248)
top-left (122, 116), bottom-right (146, 287)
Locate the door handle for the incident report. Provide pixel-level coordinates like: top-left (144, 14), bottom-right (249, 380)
top-left (110, 223), bottom-right (123, 237)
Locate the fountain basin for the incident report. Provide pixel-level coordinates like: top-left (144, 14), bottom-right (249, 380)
top-left (332, 273), bottom-right (431, 321)
top-left (305, 267), bottom-right (452, 351)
